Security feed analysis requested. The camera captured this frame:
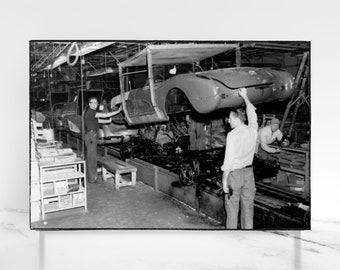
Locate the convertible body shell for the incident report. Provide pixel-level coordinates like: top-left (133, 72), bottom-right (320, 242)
top-left (111, 44), bottom-right (295, 126)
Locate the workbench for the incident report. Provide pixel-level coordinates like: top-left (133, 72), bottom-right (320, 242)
top-left (97, 155), bottom-right (137, 190)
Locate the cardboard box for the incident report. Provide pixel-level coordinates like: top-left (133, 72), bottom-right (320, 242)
top-left (55, 181), bottom-right (68, 194)
top-left (43, 198), bottom-right (59, 211)
top-left (43, 182), bottom-right (55, 196)
top-left (72, 193), bottom-right (85, 206)
top-left (60, 194), bottom-right (72, 207)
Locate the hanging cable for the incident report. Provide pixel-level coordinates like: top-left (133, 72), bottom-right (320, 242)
top-left (47, 69), bottom-right (52, 127)
top-left (80, 52), bottom-right (85, 159)
top-left (49, 57), bottom-right (58, 128)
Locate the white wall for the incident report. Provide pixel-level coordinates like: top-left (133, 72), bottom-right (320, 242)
top-left (3, 0), bottom-right (337, 219)
top-left (0, 0), bottom-right (339, 268)
top-left (1, 0), bottom-right (338, 218)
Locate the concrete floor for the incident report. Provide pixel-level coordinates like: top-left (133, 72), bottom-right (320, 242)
top-left (31, 178), bottom-right (224, 230)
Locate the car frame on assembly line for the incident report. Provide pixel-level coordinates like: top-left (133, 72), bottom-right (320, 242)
top-left (110, 43), bottom-right (296, 126)
top-left (49, 89), bottom-right (138, 145)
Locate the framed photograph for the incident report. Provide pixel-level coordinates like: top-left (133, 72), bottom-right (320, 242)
top-left (29, 40), bottom-right (310, 230)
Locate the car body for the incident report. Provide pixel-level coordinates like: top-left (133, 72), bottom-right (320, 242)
top-left (110, 44), bottom-right (295, 126)
top-left (47, 89), bottom-right (138, 144)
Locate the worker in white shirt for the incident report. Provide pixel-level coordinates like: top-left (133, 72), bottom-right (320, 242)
top-left (221, 87), bottom-right (258, 229)
top-left (256, 118), bottom-right (289, 160)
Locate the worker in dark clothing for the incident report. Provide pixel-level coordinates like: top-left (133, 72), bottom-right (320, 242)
top-left (84, 97), bottom-right (122, 183)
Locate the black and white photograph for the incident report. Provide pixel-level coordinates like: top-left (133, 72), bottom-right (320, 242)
top-left (29, 40), bottom-right (311, 230)
top-left (2, 1), bottom-right (340, 269)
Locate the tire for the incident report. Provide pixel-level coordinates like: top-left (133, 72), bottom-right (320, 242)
top-left (120, 143), bottom-right (134, 160)
top-left (179, 163), bottom-right (196, 186)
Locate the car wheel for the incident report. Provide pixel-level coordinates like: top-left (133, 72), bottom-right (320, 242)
top-left (120, 143), bottom-right (134, 160)
top-left (179, 163), bottom-right (196, 186)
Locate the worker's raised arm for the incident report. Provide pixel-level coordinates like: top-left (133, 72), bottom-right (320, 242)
top-left (238, 88), bottom-right (258, 131)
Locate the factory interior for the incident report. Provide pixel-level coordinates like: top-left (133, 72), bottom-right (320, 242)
top-left (29, 41), bottom-right (311, 230)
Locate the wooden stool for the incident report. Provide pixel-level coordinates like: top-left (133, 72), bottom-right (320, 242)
top-left (97, 156), bottom-right (137, 190)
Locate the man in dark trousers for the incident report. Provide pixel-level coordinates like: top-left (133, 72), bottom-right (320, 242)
top-left (221, 88), bottom-right (258, 229)
top-left (84, 97), bottom-right (122, 183)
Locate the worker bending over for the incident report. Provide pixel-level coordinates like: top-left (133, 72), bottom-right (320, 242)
top-left (256, 118), bottom-right (289, 160)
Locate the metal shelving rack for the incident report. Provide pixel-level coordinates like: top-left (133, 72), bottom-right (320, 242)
top-left (39, 158), bottom-right (87, 219)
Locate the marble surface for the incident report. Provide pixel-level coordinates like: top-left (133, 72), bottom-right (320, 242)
top-left (0, 209), bottom-right (39, 270)
top-left (1, 208), bottom-right (340, 270)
